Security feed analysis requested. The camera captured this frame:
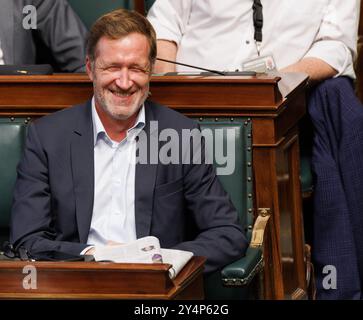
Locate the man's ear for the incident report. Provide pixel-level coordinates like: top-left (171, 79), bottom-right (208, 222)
top-left (86, 56), bottom-right (94, 81)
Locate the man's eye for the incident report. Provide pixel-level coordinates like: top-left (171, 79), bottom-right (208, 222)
top-left (130, 68), bottom-right (143, 73)
top-left (131, 67), bottom-right (148, 74)
top-left (107, 67), bottom-right (120, 72)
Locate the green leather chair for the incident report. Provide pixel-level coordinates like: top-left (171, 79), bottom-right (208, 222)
top-left (195, 117), bottom-right (265, 300)
top-left (0, 118), bottom-right (28, 245)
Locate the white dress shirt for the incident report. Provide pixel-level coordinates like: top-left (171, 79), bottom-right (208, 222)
top-left (86, 98), bottom-right (146, 247)
top-left (147, 0), bottom-right (360, 78)
top-left (0, 39), bottom-right (4, 65)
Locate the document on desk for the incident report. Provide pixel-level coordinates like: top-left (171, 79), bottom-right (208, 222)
top-left (93, 236), bottom-right (193, 279)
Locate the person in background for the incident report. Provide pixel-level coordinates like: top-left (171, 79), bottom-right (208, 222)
top-left (148, 0), bottom-right (363, 299)
top-left (0, 0), bottom-right (87, 72)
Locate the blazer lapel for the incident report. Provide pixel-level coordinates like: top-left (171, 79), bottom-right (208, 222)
top-left (0, 0), bottom-right (14, 64)
top-left (71, 101), bottom-right (95, 243)
top-left (135, 101), bottom-right (158, 238)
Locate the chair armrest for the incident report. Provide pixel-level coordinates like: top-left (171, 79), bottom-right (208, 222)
top-left (221, 247), bottom-right (263, 286)
top-left (221, 208), bottom-right (271, 287)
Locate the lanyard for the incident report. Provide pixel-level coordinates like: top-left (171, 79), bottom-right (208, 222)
top-left (252, 0), bottom-right (263, 56)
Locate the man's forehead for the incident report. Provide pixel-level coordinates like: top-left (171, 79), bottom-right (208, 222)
top-left (96, 34), bottom-right (149, 51)
top-left (94, 34), bottom-right (150, 62)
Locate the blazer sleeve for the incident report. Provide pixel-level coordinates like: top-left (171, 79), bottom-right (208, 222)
top-left (34, 0), bottom-right (88, 73)
top-left (10, 123), bottom-right (88, 259)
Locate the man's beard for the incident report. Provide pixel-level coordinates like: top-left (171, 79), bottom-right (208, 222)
top-left (94, 84), bottom-right (149, 121)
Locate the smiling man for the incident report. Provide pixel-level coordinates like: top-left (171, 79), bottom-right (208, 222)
top-left (10, 9), bottom-right (247, 274)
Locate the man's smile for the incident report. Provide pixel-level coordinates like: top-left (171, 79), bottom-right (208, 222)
top-left (109, 88), bottom-right (134, 98)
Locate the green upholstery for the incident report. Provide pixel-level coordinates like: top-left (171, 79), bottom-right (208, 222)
top-left (197, 119), bottom-right (254, 240)
top-left (68, 0), bottom-right (132, 29)
top-left (0, 118), bottom-right (28, 244)
top-left (195, 117), bottom-right (263, 299)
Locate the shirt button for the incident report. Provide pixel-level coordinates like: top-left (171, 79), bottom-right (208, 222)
top-left (246, 40), bottom-right (250, 45)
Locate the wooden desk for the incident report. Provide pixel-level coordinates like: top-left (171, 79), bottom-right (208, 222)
top-left (0, 72), bottom-right (309, 299)
top-left (0, 257), bottom-right (205, 299)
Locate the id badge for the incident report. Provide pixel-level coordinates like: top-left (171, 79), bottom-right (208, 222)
top-left (241, 54), bottom-right (276, 73)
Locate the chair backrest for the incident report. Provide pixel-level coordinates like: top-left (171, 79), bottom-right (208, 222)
top-left (0, 118), bottom-right (28, 244)
top-left (193, 117), bottom-right (254, 300)
top-left (195, 117), bottom-right (254, 241)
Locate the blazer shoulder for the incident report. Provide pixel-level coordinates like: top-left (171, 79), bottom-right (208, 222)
top-left (31, 102), bottom-right (89, 133)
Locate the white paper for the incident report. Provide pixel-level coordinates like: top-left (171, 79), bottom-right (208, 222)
top-left (93, 236), bottom-right (193, 279)
top-left (160, 248), bottom-right (194, 279)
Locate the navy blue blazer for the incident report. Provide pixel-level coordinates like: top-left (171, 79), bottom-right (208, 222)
top-left (10, 100), bottom-right (247, 273)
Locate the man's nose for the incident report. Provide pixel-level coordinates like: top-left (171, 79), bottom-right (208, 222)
top-left (115, 69), bottom-right (132, 90)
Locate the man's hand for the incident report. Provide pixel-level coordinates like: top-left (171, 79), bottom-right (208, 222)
top-left (83, 240), bottom-right (123, 256)
top-left (84, 247), bottom-right (95, 255)
top-left (106, 240), bottom-right (123, 246)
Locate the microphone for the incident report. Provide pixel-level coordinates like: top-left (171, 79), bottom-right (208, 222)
top-left (155, 58), bottom-right (256, 76)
